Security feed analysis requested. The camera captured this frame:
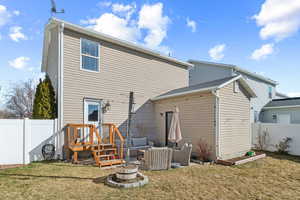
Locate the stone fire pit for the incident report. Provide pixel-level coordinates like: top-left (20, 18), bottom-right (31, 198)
top-left (106, 164), bottom-right (148, 188)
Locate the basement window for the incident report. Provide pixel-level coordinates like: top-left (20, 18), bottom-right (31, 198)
top-left (81, 38), bottom-right (100, 72)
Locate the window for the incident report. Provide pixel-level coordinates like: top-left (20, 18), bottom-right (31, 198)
top-left (81, 38), bottom-right (99, 72)
top-left (88, 104), bottom-right (99, 122)
top-left (268, 86), bottom-right (272, 99)
top-left (234, 81), bottom-right (239, 93)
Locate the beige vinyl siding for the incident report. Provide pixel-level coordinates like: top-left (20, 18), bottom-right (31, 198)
top-left (62, 28), bottom-right (188, 138)
top-left (218, 81), bottom-right (251, 159)
top-left (154, 92), bottom-right (216, 158)
top-left (46, 26), bottom-right (59, 95)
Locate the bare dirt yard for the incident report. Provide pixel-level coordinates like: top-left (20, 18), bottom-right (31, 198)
top-left (0, 152), bottom-right (300, 200)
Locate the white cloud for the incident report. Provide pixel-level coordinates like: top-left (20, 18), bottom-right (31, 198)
top-left (0, 34), bottom-right (2, 40)
top-left (112, 3), bottom-right (136, 20)
top-left (209, 44), bottom-right (226, 61)
top-left (251, 43), bottom-right (274, 60)
top-left (83, 13), bottom-right (140, 43)
top-left (9, 26), bottom-right (27, 42)
top-left (288, 92), bottom-right (300, 97)
top-left (186, 18), bottom-right (196, 32)
top-left (98, 1), bottom-right (112, 7)
top-left (0, 5), bottom-right (11, 27)
top-left (82, 2), bottom-right (171, 54)
top-left (13, 10), bottom-right (20, 16)
top-left (138, 3), bottom-right (170, 51)
top-left (9, 56), bottom-right (30, 69)
top-left (253, 0), bottom-right (300, 41)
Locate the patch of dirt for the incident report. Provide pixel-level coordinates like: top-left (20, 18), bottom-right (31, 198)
top-left (0, 164), bottom-right (25, 170)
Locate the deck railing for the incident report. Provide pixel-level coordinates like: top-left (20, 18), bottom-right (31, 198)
top-left (64, 123), bottom-right (124, 161)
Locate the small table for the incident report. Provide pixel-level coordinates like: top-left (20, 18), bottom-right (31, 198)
top-left (137, 149), bottom-right (146, 160)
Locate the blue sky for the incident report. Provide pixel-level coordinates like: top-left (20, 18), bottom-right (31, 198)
top-left (0, 0), bottom-right (300, 104)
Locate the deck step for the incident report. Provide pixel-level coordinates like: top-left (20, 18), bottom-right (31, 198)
top-left (93, 148), bottom-right (117, 152)
top-left (98, 154), bottom-right (117, 158)
top-left (99, 143), bottom-right (114, 147)
top-left (98, 159), bottom-right (125, 167)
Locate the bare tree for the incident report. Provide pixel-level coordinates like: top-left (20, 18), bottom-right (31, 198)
top-left (5, 79), bottom-right (36, 118)
top-left (0, 109), bottom-right (16, 119)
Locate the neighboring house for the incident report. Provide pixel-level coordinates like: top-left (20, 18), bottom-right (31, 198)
top-left (152, 75), bottom-right (256, 160)
top-left (188, 60), bottom-right (280, 123)
top-left (274, 92), bottom-right (289, 99)
top-left (260, 97), bottom-right (300, 124)
top-left (41, 18), bottom-right (191, 143)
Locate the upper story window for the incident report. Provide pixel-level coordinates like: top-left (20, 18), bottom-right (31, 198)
top-left (268, 86), bottom-right (272, 99)
top-left (81, 38), bottom-right (99, 72)
top-left (234, 81), bottom-right (239, 93)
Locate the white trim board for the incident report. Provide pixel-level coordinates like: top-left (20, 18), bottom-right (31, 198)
top-left (151, 76), bottom-right (256, 101)
top-left (263, 105), bottom-right (300, 110)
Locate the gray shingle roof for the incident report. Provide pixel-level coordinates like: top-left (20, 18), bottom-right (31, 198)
top-left (153, 76), bottom-right (238, 100)
top-left (264, 97), bottom-right (300, 108)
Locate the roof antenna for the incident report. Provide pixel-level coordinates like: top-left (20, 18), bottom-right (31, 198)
top-left (50, 0), bottom-right (65, 16)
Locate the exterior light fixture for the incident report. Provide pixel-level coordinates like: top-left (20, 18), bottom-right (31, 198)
top-left (102, 101), bottom-right (111, 113)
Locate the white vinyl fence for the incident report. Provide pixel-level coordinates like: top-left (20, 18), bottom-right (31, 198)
top-left (252, 123), bottom-right (300, 156)
top-left (0, 119), bottom-right (63, 165)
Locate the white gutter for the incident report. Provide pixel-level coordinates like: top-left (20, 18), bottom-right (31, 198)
top-left (262, 105), bottom-right (300, 110)
top-left (211, 89), bottom-right (220, 160)
top-left (151, 86), bottom-right (217, 101)
top-left (58, 22), bottom-right (64, 154)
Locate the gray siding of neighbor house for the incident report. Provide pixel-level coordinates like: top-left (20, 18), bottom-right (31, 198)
top-left (189, 63), bottom-right (232, 86)
top-left (235, 72), bottom-right (275, 123)
top-left (219, 81), bottom-right (251, 159)
top-left (153, 92), bottom-right (216, 159)
top-left (189, 63), bottom-right (276, 123)
top-left (60, 28), bottom-right (188, 140)
top-left (260, 108), bottom-right (300, 124)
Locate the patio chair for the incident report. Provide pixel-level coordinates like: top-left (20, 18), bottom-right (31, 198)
top-left (172, 143), bottom-right (192, 166)
top-left (140, 147), bottom-right (173, 170)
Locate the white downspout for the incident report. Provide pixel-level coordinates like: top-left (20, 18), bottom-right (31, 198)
top-left (212, 89), bottom-right (220, 160)
top-left (58, 22), bottom-right (64, 157)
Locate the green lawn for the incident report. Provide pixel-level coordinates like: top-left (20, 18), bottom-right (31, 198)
top-left (0, 153), bottom-right (300, 200)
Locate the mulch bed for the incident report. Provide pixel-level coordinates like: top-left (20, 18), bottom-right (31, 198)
top-left (217, 152), bottom-right (266, 166)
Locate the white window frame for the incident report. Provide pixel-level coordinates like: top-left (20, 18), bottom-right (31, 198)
top-left (80, 38), bottom-right (100, 72)
top-left (268, 86), bottom-right (273, 99)
top-left (234, 81), bottom-right (239, 93)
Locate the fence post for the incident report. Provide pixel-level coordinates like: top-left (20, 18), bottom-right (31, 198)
top-left (23, 118), bottom-right (31, 164)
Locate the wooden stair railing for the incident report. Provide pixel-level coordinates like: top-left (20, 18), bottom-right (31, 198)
top-left (65, 123), bottom-right (125, 167)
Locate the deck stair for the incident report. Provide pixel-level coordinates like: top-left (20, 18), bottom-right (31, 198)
top-left (65, 123), bottom-right (125, 167)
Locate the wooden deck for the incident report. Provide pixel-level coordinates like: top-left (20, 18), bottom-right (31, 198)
top-left (64, 123), bottom-right (125, 167)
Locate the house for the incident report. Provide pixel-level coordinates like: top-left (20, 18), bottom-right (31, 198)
top-left (188, 60), bottom-right (280, 123)
top-left (41, 18), bottom-right (255, 160)
top-left (152, 75), bottom-right (256, 160)
top-left (260, 97), bottom-right (300, 124)
top-left (42, 18), bottom-right (191, 144)
top-left (274, 92), bottom-right (289, 99)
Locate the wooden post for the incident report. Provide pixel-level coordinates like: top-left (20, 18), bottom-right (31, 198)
top-left (109, 124), bottom-right (113, 144)
top-left (90, 125), bottom-right (94, 144)
top-left (126, 91), bottom-right (134, 165)
top-left (73, 152), bottom-right (78, 163)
